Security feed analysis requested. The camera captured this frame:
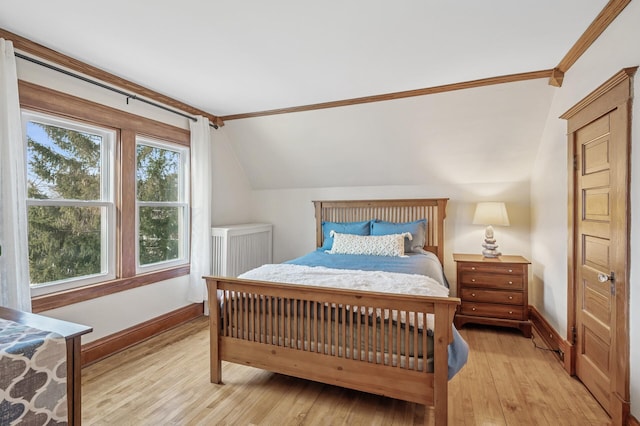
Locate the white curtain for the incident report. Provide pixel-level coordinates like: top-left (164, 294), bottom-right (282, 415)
top-left (187, 116), bottom-right (212, 303)
top-left (0, 38), bottom-right (31, 312)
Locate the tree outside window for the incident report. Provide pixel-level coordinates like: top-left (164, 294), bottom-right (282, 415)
top-left (136, 138), bottom-right (189, 271)
top-left (24, 112), bottom-right (115, 292)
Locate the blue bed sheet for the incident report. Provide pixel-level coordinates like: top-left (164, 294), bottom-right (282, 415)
top-left (285, 249), bottom-right (449, 287)
top-left (285, 249), bottom-right (467, 379)
top-left (448, 327), bottom-right (469, 379)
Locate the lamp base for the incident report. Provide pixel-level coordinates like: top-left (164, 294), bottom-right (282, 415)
top-left (482, 248), bottom-right (502, 258)
top-left (481, 239), bottom-right (501, 258)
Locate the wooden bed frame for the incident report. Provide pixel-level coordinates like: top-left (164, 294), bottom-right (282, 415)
top-left (205, 198), bottom-right (460, 425)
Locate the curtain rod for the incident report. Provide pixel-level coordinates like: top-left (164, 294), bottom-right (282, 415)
top-left (14, 52), bottom-right (219, 129)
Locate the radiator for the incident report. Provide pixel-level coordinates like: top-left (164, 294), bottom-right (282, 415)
top-left (211, 223), bottom-right (273, 277)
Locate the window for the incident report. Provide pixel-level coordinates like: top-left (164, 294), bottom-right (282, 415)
top-left (24, 111), bottom-right (115, 296)
top-left (136, 138), bottom-right (189, 272)
top-left (19, 81), bottom-right (192, 309)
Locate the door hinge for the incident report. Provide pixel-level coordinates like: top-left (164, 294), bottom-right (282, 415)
top-left (571, 326), bottom-right (577, 345)
top-left (573, 155), bottom-right (578, 170)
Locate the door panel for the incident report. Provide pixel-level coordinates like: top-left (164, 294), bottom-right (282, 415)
top-left (583, 327), bottom-right (609, 373)
top-left (583, 138), bottom-right (609, 174)
top-left (582, 282), bottom-right (610, 330)
top-left (583, 235), bottom-right (609, 271)
top-left (583, 188), bottom-right (610, 220)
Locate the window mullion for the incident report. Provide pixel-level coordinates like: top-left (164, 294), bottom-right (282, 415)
top-left (120, 129), bottom-right (137, 278)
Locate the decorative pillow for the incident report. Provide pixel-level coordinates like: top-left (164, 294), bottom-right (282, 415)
top-left (370, 219), bottom-right (427, 253)
top-left (320, 220), bottom-right (371, 250)
top-left (327, 231), bottom-right (411, 257)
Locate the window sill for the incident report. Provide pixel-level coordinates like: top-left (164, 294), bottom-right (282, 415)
top-left (31, 265), bottom-right (190, 313)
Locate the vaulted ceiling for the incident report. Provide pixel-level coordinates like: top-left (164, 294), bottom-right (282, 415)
top-left (226, 79), bottom-right (555, 188)
top-left (0, 0), bottom-right (617, 189)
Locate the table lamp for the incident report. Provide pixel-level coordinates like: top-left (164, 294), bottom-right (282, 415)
top-left (472, 202), bottom-right (510, 257)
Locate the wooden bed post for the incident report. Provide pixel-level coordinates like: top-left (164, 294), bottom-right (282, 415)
top-left (437, 199), bottom-right (447, 264)
top-left (207, 279), bottom-right (222, 384)
top-left (431, 303), bottom-right (454, 425)
top-left (313, 200), bottom-right (323, 248)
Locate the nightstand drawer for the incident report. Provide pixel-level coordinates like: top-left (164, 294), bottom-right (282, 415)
top-left (460, 272), bottom-right (524, 289)
top-left (460, 288), bottom-right (523, 305)
top-left (458, 263), bottom-right (525, 275)
top-left (460, 303), bottom-right (526, 320)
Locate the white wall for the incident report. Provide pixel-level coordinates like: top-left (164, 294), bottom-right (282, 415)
top-left (16, 57), bottom-right (253, 343)
top-left (210, 128), bottom-right (253, 226)
top-left (224, 79), bottom-right (554, 191)
top-left (250, 181), bottom-right (531, 296)
top-left (42, 276), bottom-right (189, 342)
top-left (530, 0), bottom-right (640, 417)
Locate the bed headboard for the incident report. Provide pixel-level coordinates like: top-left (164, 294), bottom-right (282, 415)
top-left (313, 198), bottom-right (448, 265)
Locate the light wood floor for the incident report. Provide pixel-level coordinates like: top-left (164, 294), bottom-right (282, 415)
top-left (82, 317), bottom-right (610, 425)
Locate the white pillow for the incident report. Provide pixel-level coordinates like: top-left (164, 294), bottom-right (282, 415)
top-left (327, 231), bottom-right (411, 257)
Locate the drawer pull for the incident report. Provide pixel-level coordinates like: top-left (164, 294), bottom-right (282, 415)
top-left (472, 307), bottom-right (476, 311)
top-left (471, 267), bottom-right (476, 270)
top-left (471, 293), bottom-right (476, 297)
top-left (508, 296), bottom-right (513, 300)
top-left (508, 281), bottom-right (513, 284)
top-left (508, 269), bottom-right (513, 272)
top-left (471, 279), bottom-right (476, 282)
top-left (509, 311), bottom-right (513, 314)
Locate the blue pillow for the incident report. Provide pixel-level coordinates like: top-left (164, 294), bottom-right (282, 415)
top-left (370, 219), bottom-right (427, 253)
top-left (321, 220), bottom-right (371, 250)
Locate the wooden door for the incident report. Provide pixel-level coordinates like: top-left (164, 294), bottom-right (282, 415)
top-left (574, 111), bottom-right (619, 414)
top-left (562, 68), bottom-right (634, 424)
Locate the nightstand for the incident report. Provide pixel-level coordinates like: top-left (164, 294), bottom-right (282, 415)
top-left (453, 253), bottom-right (531, 337)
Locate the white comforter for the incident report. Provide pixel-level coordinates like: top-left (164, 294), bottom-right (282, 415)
top-left (240, 264), bottom-right (448, 297)
top-left (238, 264), bottom-right (450, 329)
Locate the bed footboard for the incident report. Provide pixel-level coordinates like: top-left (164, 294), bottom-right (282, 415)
top-left (206, 277), bottom-right (459, 425)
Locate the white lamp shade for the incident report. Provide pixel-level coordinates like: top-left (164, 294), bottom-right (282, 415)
top-left (472, 202), bottom-right (510, 226)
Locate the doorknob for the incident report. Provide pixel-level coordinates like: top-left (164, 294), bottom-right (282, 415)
top-left (597, 272), bottom-right (615, 283)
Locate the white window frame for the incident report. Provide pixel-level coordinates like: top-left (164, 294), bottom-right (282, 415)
top-left (135, 136), bottom-right (190, 273)
top-left (22, 111), bottom-right (116, 296)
